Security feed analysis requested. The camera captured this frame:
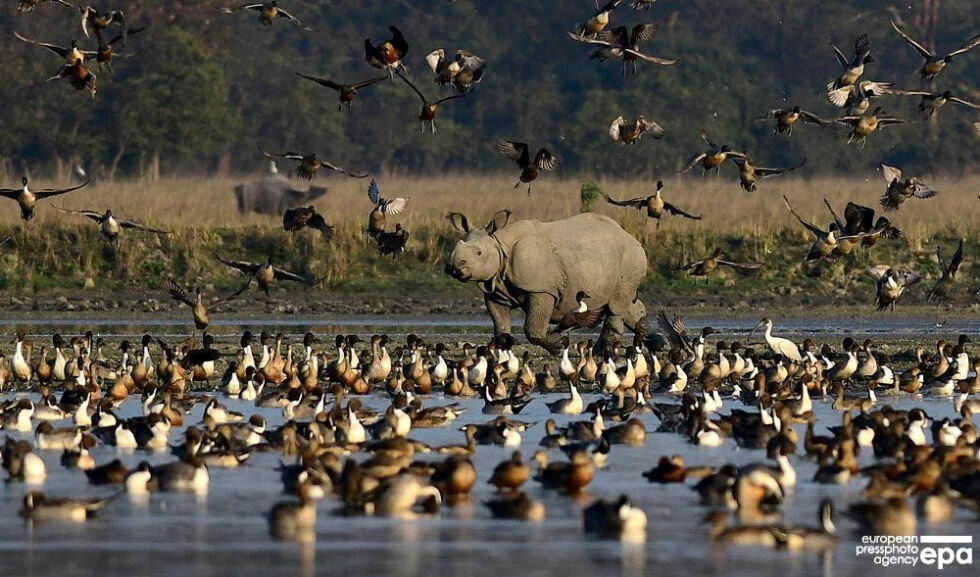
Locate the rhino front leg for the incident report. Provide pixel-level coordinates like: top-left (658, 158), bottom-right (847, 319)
top-left (523, 293), bottom-right (562, 355)
top-left (485, 294), bottom-right (512, 337)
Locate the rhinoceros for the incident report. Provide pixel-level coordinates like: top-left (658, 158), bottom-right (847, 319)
top-left (445, 210), bottom-right (649, 354)
top-left (234, 162), bottom-right (328, 216)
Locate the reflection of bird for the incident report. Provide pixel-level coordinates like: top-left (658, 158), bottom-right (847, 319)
top-left (221, 2), bottom-right (311, 31)
top-left (601, 181), bottom-right (700, 229)
top-left (890, 19), bottom-right (980, 80)
top-left (497, 140), bottom-right (560, 194)
top-left (425, 49), bottom-right (487, 93)
top-left (295, 73), bottom-right (386, 110)
top-left (0, 176), bottom-right (89, 221)
top-left (866, 266), bottom-right (921, 311)
top-left (677, 248), bottom-right (761, 282)
top-left (395, 70), bottom-right (466, 134)
top-left (367, 179), bottom-right (409, 239)
top-left (283, 206), bottom-right (335, 240)
top-left (376, 224), bottom-right (410, 258)
top-left (215, 254), bottom-right (309, 297)
top-left (365, 26), bottom-right (409, 76)
top-left (758, 106), bottom-right (829, 136)
top-left (928, 240), bottom-right (964, 306)
top-left (608, 115), bottom-right (664, 145)
top-left (259, 149), bottom-right (369, 180)
top-left (879, 164), bottom-right (938, 211)
top-left (52, 207), bottom-right (169, 244)
top-left (681, 130), bottom-right (746, 174)
top-left (730, 157), bottom-right (805, 192)
top-left (568, 23), bottom-right (677, 76)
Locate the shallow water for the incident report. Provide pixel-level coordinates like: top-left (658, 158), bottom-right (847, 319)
top-left (0, 316), bottom-right (977, 577)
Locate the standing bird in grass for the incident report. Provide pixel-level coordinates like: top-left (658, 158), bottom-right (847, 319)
top-left (367, 179), bottom-right (409, 240)
top-left (601, 181), bottom-right (700, 229)
top-left (365, 26), bottom-right (409, 77)
top-left (283, 206), bottom-right (334, 240)
top-left (608, 115), bottom-right (665, 145)
top-left (0, 177), bottom-right (89, 221)
top-left (214, 254), bottom-right (309, 297)
top-left (395, 71), bottom-right (466, 134)
top-left (927, 240), bottom-right (964, 306)
top-left (497, 140), bottom-right (560, 194)
top-left (866, 266), bottom-right (921, 311)
top-left (677, 248), bottom-right (761, 283)
top-left (221, 2), bottom-right (311, 31)
top-left (52, 207), bottom-right (169, 245)
top-left (890, 19), bottom-right (980, 80)
top-left (295, 73), bottom-right (387, 110)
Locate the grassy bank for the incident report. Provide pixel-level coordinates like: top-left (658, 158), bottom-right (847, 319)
top-left (0, 175), bottom-right (976, 309)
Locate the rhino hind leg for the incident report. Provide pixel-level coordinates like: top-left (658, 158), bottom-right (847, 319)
top-left (523, 293), bottom-right (562, 355)
top-left (597, 299), bottom-right (649, 357)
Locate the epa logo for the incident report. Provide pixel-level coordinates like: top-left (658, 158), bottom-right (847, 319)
top-left (856, 535), bottom-right (973, 570)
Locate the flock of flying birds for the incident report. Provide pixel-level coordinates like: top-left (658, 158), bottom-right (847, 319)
top-left (2, 0), bottom-right (979, 313)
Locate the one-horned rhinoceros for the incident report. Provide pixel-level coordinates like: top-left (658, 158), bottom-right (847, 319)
top-left (234, 162), bottom-right (328, 216)
top-left (445, 210), bottom-right (650, 354)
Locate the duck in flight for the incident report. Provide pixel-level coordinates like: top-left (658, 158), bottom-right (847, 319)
top-left (601, 181), bottom-right (700, 229)
top-left (259, 149), bottom-right (369, 180)
top-left (497, 140), bottom-right (560, 194)
top-left (0, 177), bottom-right (89, 221)
top-left (52, 207), bottom-right (169, 244)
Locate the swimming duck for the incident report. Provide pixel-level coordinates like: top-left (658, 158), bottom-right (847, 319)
top-left (283, 206), bottom-right (335, 240)
top-left (927, 239), bottom-right (964, 305)
top-left (846, 497), bottom-right (916, 536)
top-left (497, 140), bottom-right (560, 194)
top-left (569, 23), bottom-right (677, 75)
top-left (608, 115), bottom-right (665, 145)
top-left (259, 149), bottom-right (368, 180)
top-left (583, 494), bottom-right (647, 540)
top-left (484, 491), bottom-right (545, 521)
top-left (703, 511), bottom-right (780, 546)
top-left (866, 266), bottom-right (921, 311)
top-left (488, 451), bottom-right (530, 492)
top-left (643, 455), bottom-right (686, 483)
top-left (35, 421), bottom-right (83, 451)
top-left (0, 176), bottom-right (89, 221)
top-left (222, 2), bottom-right (311, 30)
top-left (362, 473), bottom-right (441, 518)
top-left (680, 130), bottom-right (746, 174)
top-left (53, 207), bottom-right (168, 244)
top-left (601, 180), bottom-right (701, 229)
top-left (546, 383), bottom-right (584, 415)
top-left (152, 455), bottom-right (210, 494)
top-left (268, 479), bottom-right (317, 541)
top-left (19, 491), bottom-right (114, 522)
top-left (729, 156), bottom-right (806, 192)
top-left (425, 49), bottom-right (486, 93)
top-left (890, 19), bottom-right (980, 80)
top-left (677, 248), bottom-right (761, 283)
top-left (365, 26), bottom-right (409, 77)
top-left (533, 449), bottom-right (594, 494)
top-left (430, 455), bottom-right (477, 502)
top-left (879, 164), bottom-right (938, 211)
top-left (758, 106), bottom-right (829, 136)
top-left (833, 107), bottom-right (906, 147)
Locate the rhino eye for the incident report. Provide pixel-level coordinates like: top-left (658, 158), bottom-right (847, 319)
top-left (476, 250), bottom-right (482, 256)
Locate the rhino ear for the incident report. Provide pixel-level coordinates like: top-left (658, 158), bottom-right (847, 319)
top-left (486, 210), bottom-right (512, 235)
top-left (446, 213), bottom-right (470, 234)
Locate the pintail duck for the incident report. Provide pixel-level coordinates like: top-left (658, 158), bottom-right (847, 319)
top-left (88, 26), bottom-right (145, 73)
top-left (884, 88), bottom-right (980, 119)
top-left (488, 451), bottom-right (530, 492)
top-left (78, 5), bottom-right (127, 40)
top-left (602, 180), bottom-right (700, 228)
top-left (758, 106), bottom-right (829, 136)
top-left (365, 26), bottom-right (409, 77)
top-left (165, 280), bottom-right (238, 331)
top-left (375, 222), bottom-right (410, 257)
top-left (584, 495), bottom-right (647, 540)
top-left (833, 106), bottom-right (906, 147)
top-left (927, 239), bottom-right (964, 305)
top-left (680, 129), bottom-right (746, 174)
top-left (268, 479), bottom-right (317, 541)
top-left (222, 2), bottom-right (311, 31)
top-left (2, 438), bottom-right (47, 483)
top-left (827, 33), bottom-right (874, 91)
top-left (17, 0), bottom-right (73, 12)
top-left (53, 207), bottom-right (168, 243)
top-left (259, 148), bottom-right (368, 180)
top-left (608, 115), bottom-right (664, 145)
top-left (729, 156), bottom-right (806, 192)
top-left (573, 0), bottom-right (623, 37)
top-left (533, 449), bottom-right (594, 495)
top-left (1, 176), bottom-right (89, 221)
top-left (569, 23), bottom-right (677, 75)
top-left (14, 32), bottom-right (90, 67)
top-left (19, 491), bottom-right (114, 522)
top-left (824, 200), bottom-right (900, 253)
top-left (1, 398), bottom-right (35, 431)
top-left (866, 266), bottom-right (921, 311)
top-left (35, 421), bottom-right (84, 451)
top-left (366, 179), bottom-right (409, 239)
top-left (551, 291), bottom-right (606, 335)
top-left (215, 253), bottom-right (309, 297)
top-left (295, 72), bottom-right (386, 110)
top-left (425, 49), bottom-right (487, 94)
top-left (643, 455), bottom-right (687, 483)
top-left (782, 194), bottom-right (873, 263)
top-left (890, 19), bottom-right (980, 80)
top-left (497, 140), bottom-right (560, 194)
top-left (546, 383), bottom-right (584, 415)
top-left (677, 248), bottom-right (761, 282)
top-left (362, 473), bottom-right (441, 518)
top-left (152, 455), bottom-right (210, 493)
top-left (429, 455), bottom-right (477, 502)
top-left (657, 309), bottom-right (716, 359)
top-left (703, 511), bottom-right (781, 546)
top-left (484, 491), bottom-right (545, 521)
top-left (826, 79), bottom-right (892, 115)
top-left (283, 206), bottom-right (335, 240)
top-left (879, 164), bottom-right (938, 211)
top-left (846, 497), bottom-right (916, 536)
top-left (395, 70), bottom-right (466, 134)
top-left (602, 417), bottom-right (646, 446)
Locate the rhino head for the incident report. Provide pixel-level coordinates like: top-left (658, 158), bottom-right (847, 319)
top-left (444, 210), bottom-right (511, 283)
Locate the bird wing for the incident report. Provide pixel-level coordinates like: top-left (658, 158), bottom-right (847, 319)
top-left (433, 93), bottom-right (467, 106)
top-left (534, 149), bottom-right (560, 171)
top-left (761, 108), bottom-right (787, 120)
top-left (662, 202), bottom-right (701, 220)
top-left (282, 208), bottom-right (307, 231)
top-left (799, 110), bottom-right (830, 125)
top-left (388, 26), bottom-right (409, 56)
top-left (625, 48), bottom-right (677, 65)
top-left (639, 117), bottom-right (666, 138)
top-left (566, 31), bottom-right (613, 47)
top-left (52, 206), bottom-right (103, 222)
top-left (608, 116), bottom-right (625, 141)
top-left (829, 41), bottom-right (848, 68)
top-left (896, 269), bottom-right (922, 287)
top-left (13, 32), bottom-right (70, 59)
top-left (275, 8), bottom-right (312, 31)
top-left (273, 267), bottom-right (309, 283)
top-left (875, 117), bottom-right (907, 128)
top-left (33, 181), bottom-right (89, 200)
top-left (631, 23), bottom-right (657, 43)
top-left (679, 153), bottom-right (707, 173)
top-left (425, 49), bottom-right (445, 74)
top-left (890, 19), bottom-right (933, 58)
top-left (911, 183), bottom-right (938, 199)
top-left (826, 85), bottom-right (854, 107)
top-left (883, 88), bottom-right (931, 97)
top-left (602, 192), bottom-right (648, 209)
top-left (782, 195), bottom-right (824, 237)
top-left (946, 33), bottom-right (980, 58)
top-left (367, 179), bottom-right (381, 204)
top-left (844, 202), bottom-right (875, 234)
top-left (320, 160), bottom-right (370, 178)
top-left (307, 213), bottom-right (335, 240)
top-left (699, 129), bottom-right (717, 149)
top-left (497, 140), bottom-right (528, 165)
top-left (352, 76), bottom-right (387, 90)
top-left (214, 253), bottom-right (259, 275)
top-left (754, 157), bottom-right (806, 178)
top-left (164, 280), bottom-right (195, 307)
top-left (823, 199), bottom-right (846, 232)
top-left (676, 258), bottom-right (705, 271)
top-left (395, 69), bottom-right (427, 104)
top-left (294, 72), bottom-right (342, 91)
top-left (950, 96), bottom-right (980, 110)
top-left (948, 239), bottom-right (964, 276)
top-left (716, 260), bottom-right (762, 270)
top-left (656, 309), bottom-right (692, 354)
top-left (380, 197), bottom-right (409, 215)
top-left (865, 265), bottom-right (889, 282)
top-left (259, 148), bottom-right (305, 161)
top-left (880, 164), bottom-right (903, 183)
top-left (119, 219), bottom-right (169, 234)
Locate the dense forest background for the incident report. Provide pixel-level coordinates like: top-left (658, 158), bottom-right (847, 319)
top-left (1, 0), bottom-right (978, 181)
